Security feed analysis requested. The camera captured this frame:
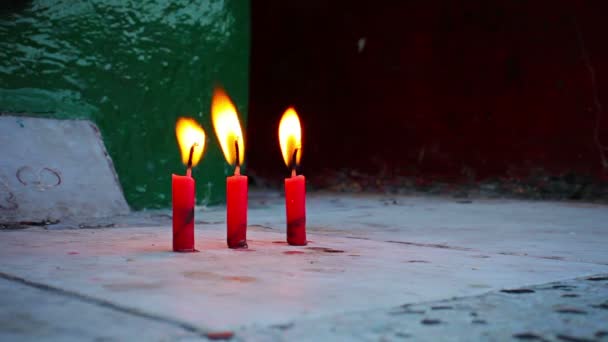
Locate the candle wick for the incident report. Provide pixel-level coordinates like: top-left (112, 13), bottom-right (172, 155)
top-left (234, 139), bottom-right (240, 174)
top-left (186, 143), bottom-right (197, 176)
top-left (290, 148), bottom-right (299, 177)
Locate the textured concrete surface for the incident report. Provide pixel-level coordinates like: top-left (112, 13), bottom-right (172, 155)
top-left (0, 116), bottom-right (129, 223)
top-left (241, 275), bottom-right (608, 342)
top-left (0, 277), bottom-right (200, 342)
top-left (254, 193), bottom-right (608, 265)
top-left (1, 192), bottom-right (607, 340)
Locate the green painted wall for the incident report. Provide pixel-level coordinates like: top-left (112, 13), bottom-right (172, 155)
top-left (0, 0), bottom-right (250, 209)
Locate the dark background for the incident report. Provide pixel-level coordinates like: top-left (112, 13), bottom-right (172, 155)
top-left (247, 1), bottom-right (608, 191)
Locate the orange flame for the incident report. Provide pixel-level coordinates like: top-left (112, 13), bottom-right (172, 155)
top-left (175, 117), bottom-right (206, 167)
top-left (211, 87), bottom-right (245, 167)
top-left (278, 107), bottom-right (302, 168)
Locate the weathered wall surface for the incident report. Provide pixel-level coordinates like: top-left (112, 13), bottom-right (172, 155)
top-left (249, 1), bottom-right (608, 183)
top-left (0, 0), bottom-right (250, 209)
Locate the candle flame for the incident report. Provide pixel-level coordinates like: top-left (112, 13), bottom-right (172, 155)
top-left (175, 117), bottom-right (206, 167)
top-left (278, 107), bottom-right (302, 168)
top-left (211, 87), bottom-right (245, 166)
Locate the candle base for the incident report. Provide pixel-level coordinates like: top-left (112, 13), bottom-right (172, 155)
top-left (227, 222), bottom-right (248, 249)
top-left (287, 240), bottom-right (307, 246)
top-left (173, 249), bottom-right (200, 253)
top-left (227, 240), bottom-right (248, 249)
top-left (287, 217), bottom-right (307, 246)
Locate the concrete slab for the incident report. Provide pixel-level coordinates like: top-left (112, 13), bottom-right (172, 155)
top-left (0, 115), bottom-right (129, 223)
top-left (245, 192), bottom-right (608, 265)
top-left (1, 192), bottom-right (607, 339)
top-left (0, 277), bottom-right (199, 341)
top-left (0, 226), bottom-right (606, 331)
top-left (240, 275), bottom-right (608, 341)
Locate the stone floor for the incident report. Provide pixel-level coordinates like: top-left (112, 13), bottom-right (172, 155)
top-left (1, 191), bottom-right (607, 341)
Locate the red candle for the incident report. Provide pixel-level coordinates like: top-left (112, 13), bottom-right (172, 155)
top-left (212, 86), bottom-right (249, 249)
top-left (279, 107), bottom-right (307, 246)
top-left (172, 173), bottom-right (195, 251)
top-left (173, 118), bottom-right (206, 252)
top-left (285, 174), bottom-right (306, 245)
top-left (227, 168), bottom-right (248, 248)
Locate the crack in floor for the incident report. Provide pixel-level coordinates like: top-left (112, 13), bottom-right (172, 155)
top-left (0, 271), bottom-right (210, 338)
top-left (385, 240), bottom-right (473, 251)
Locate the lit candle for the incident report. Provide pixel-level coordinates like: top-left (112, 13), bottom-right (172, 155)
top-left (173, 118), bottom-right (206, 252)
top-left (211, 87), bottom-right (248, 249)
top-left (279, 107), bottom-right (306, 246)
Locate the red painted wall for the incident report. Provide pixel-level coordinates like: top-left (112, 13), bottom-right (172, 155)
top-left (249, 1), bottom-right (608, 182)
